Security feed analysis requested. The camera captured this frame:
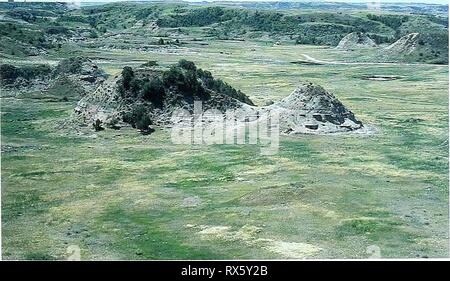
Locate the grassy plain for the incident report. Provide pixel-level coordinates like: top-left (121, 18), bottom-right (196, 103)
top-left (1, 38), bottom-right (448, 259)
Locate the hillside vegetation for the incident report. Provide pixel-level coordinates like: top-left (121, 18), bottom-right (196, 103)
top-left (1, 1), bottom-right (448, 261)
top-left (74, 59), bottom-right (254, 133)
top-left (0, 2), bottom-right (447, 63)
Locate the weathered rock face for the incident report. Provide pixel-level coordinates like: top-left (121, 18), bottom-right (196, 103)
top-left (267, 83), bottom-right (363, 134)
top-left (74, 68), bottom-right (364, 135)
top-left (385, 33), bottom-right (419, 55)
top-left (383, 32), bottom-right (448, 64)
top-left (336, 32), bottom-right (377, 50)
top-left (52, 56), bottom-right (108, 95)
top-left (74, 75), bottom-right (125, 128)
top-left (72, 58), bottom-right (364, 134)
top-left (73, 61), bottom-right (254, 131)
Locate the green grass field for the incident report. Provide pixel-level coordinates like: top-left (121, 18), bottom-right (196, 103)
top-left (1, 38), bottom-right (448, 259)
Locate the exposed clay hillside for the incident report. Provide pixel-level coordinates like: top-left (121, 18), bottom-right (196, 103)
top-left (74, 60), bottom-right (255, 132)
top-left (74, 60), bottom-right (364, 135)
top-left (268, 83), bottom-right (363, 134)
top-left (384, 33), bottom-right (448, 64)
top-left (336, 32), bottom-right (376, 50)
top-left (385, 33), bottom-right (420, 55)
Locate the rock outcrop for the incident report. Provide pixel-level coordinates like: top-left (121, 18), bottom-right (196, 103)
top-left (385, 33), bottom-right (420, 55)
top-left (74, 60), bottom-right (254, 131)
top-left (383, 32), bottom-right (448, 64)
top-left (51, 56), bottom-right (108, 96)
top-left (267, 83), bottom-right (363, 134)
top-left (336, 32), bottom-right (377, 50)
top-left (73, 60), bottom-right (365, 135)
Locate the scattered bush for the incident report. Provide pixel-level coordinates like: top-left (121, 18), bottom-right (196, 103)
top-left (89, 30), bottom-right (98, 38)
top-left (124, 60), bottom-right (253, 106)
top-left (0, 64), bottom-right (21, 84)
top-left (197, 66), bottom-right (253, 105)
top-left (162, 65), bottom-right (185, 87)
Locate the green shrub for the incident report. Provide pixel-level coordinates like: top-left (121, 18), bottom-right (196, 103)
top-left (54, 57), bottom-right (87, 75)
top-left (129, 78), bottom-right (141, 98)
top-left (0, 64), bottom-right (21, 84)
top-left (89, 30), bottom-right (98, 38)
top-left (45, 26), bottom-right (69, 35)
top-left (178, 59), bottom-right (197, 71)
top-left (121, 66), bottom-right (134, 90)
top-left (136, 112), bottom-right (152, 133)
top-left (141, 60), bottom-right (158, 67)
top-left (0, 64), bottom-right (51, 85)
top-left (93, 119), bottom-right (104, 131)
top-left (142, 77), bottom-right (165, 107)
top-left (124, 104), bottom-right (153, 133)
top-left (162, 65), bottom-right (185, 87)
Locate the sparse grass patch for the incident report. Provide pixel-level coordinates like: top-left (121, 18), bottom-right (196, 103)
top-left (1, 30), bottom-right (448, 259)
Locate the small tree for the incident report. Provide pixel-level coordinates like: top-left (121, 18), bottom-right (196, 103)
top-left (129, 78), bottom-right (141, 98)
top-left (132, 105), bottom-right (153, 134)
top-left (93, 119), bottom-right (104, 131)
top-left (178, 59), bottom-right (196, 71)
top-left (136, 113), bottom-right (153, 134)
top-left (121, 66), bottom-right (134, 90)
top-left (142, 77), bottom-right (165, 107)
top-left (141, 60), bottom-right (158, 67)
top-left (162, 65), bottom-right (184, 86)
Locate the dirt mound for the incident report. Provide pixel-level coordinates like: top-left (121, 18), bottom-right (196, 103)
top-left (51, 57), bottom-right (107, 96)
top-left (54, 57), bottom-right (105, 78)
top-left (385, 33), bottom-right (420, 55)
top-left (73, 60), bottom-right (254, 132)
top-left (268, 82), bottom-right (363, 134)
top-left (74, 75), bottom-right (125, 129)
top-left (73, 60), bottom-right (365, 135)
top-left (336, 32), bottom-right (376, 50)
top-left (384, 32), bottom-right (448, 64)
